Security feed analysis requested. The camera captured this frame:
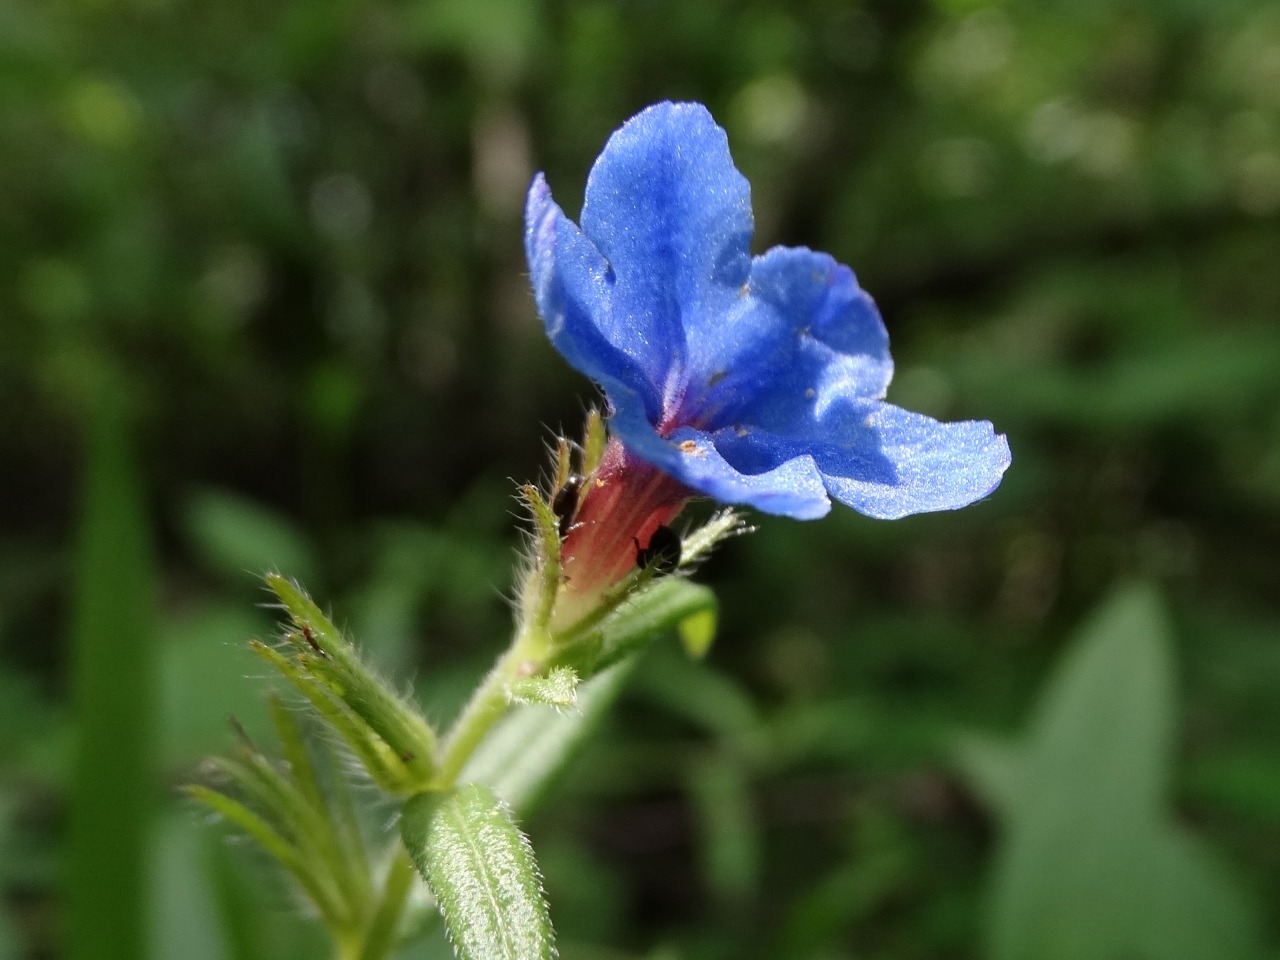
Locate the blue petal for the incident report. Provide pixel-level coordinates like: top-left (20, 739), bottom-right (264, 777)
top-left (676, 246), bottom-right (893, 430)
top-left (607, 389), bottom-right (832, 519)
top-left (525, 174), bottom-right (664, 420)
top-left (580, 102), bottom-right (755, 404)
top-left (713, 402), bottom-right (1012, 519)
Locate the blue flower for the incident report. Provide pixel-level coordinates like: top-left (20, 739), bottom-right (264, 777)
top-left (524, 102), bottom-right (1011, 521)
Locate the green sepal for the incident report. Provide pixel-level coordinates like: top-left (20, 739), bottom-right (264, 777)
top-left (267, 698), bottom-right (372, 893)
top-left (250, 640), bottom-right (409, 793)
top-left (517, 484), bottom-right (561, 634)
top-left (679, 509), bottom-right (747, 569)
top-left (262, 575), bottom-right (439, 790)
top-left (400, 784), bottom-right (555, 960)
top-left (551, 436), bottom-right (573, 493)
top-left (183, 784), bottom-right (348, 925)
top-left (581, 409), bottom-right (606, 476)
top-left (208, 748), bottom-right (365, 921)
top-left (268, 694), bottom-right (325, 810)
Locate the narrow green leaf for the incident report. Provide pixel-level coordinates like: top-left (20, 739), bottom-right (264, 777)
top-left (518, 484), bottom-right (561, 631)
top-left (316, 739), bottom-right (370, 877)
top-left (205, 756), bottom-right (358, 916)
top-left (263, 575), bottom-right (356, 672)
top-left (581, 408), bottom-right (606, 476)
top-left (593, 578), bottom-right (718, 672)
top-left (268, 697), bottom-right (324, 812)
top-left (400, 785), bottom-right (555, 960)
top-left (308, 649), bottom-right (439, 785)
top-left (356, 852), bottom-right (417, 960)
top-left (68, 398), bottom-right (156, 960)
top-left (183, 787), bottom-right (343, 923)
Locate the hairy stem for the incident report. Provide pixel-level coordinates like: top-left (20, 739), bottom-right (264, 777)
top-left (436, 626), bottom-right (546, 786)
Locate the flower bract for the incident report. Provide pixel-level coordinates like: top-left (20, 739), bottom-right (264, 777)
top-left (525, 101), bottom-right (1011, 521)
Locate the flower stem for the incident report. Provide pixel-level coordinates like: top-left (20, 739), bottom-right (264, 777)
top-left (436, 626), bottom-right (545, 786)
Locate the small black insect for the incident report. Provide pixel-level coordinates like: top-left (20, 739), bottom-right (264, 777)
top-left (301, 623), bottom-right (324, 655)
top-left (634, 525), bottom-right (682, 575)
top-left (552, 472), bottom-right (585, 539)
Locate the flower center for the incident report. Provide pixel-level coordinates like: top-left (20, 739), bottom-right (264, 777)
top-left (553, 438), bottom-right (690, 627)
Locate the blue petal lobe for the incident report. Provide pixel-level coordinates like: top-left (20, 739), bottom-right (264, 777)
top-left (524, 174), bottom-right (664, 421)
top-left (819, 405), bottom-right (1011, 518)
top-left (679, 246), bottom-right (893, 430)
top-left (581, 102), bottom-right (755, 403)
top-left (714, 402), bottom-right (1012, 519)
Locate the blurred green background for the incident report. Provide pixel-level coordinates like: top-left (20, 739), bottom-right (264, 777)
top-left (3, 0), bottom-right (1280, 957)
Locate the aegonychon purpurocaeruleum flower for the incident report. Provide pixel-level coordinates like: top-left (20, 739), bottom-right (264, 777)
top-left (526, 101), bottom-right (1011, 527)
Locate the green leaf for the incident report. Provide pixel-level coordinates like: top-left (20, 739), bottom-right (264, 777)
top-left (149, 815), bottom-right (231, 960)
top-left (687, 753), bottom-right (760, 906)
top-left (951, 733), bottom-right (1022, 816)
top-left (958, 583), bottom-right (1263, 960)
top-left (183, 488), bottom-right (316, 585)
top-left (68, 398), bottom-right (156, 960)
top-left (249, 640), bottom-right (406, 792)
top-left (593, 578), bottom-right (718, 672)
top-left (355, 852), bottom-right (417, 960)
top-left (400, 785), bottom-right (555, 960)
